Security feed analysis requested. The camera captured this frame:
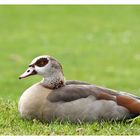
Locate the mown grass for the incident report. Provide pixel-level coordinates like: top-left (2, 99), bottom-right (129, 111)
top-left (1, 99), bottom-right (140, 135)
top-left (0, 5), bottom-right (140, 135)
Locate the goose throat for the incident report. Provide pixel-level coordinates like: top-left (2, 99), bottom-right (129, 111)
top-left (41, 74), bottom-right (65, 89)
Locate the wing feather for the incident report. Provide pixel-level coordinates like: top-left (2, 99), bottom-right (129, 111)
top-left (47, 82), bottom-right (140, 114)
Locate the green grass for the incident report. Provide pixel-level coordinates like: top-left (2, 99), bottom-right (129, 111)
top-left (1, 5), bottom-right (140, 135)
top-left (1, 99), bottom-right (140, 135)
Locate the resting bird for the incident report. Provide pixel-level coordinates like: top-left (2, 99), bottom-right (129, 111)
top-left (18, 55), bottom-right (140, 123)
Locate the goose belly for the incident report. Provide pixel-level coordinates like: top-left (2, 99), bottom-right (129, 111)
top-left (19, 92), bottom-right (45, 120)
top-left (18, 83), bottom-right (52, 120)
top-left (54, 96), bottom-right (130, 122)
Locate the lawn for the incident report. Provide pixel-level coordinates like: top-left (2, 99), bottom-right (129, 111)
top-left (0, 5), bottom-right (140, 135)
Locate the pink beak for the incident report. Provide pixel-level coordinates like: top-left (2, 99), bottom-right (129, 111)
top-left (19, 67), bottom-right (37, 79)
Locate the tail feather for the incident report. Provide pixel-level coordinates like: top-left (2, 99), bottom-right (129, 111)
top-left (117, 95), bottom-right (140, 114)
top-left (119, 91), bottom-right (140, 100)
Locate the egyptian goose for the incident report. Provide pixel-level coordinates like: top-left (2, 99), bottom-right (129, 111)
top-left (19, 55), bottom-right (140, 123)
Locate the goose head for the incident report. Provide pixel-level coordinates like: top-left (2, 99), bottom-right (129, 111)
top-left (19, 55), bottom-right (65, 89)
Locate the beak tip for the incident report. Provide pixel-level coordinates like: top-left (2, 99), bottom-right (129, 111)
top-left (19, 68), bottom-right (37, 80)
top-left (19, 77), bottom-right (22, 80)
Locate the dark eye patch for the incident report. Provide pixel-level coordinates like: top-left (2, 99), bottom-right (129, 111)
top-left (35, 58), bottom-right (49, 67)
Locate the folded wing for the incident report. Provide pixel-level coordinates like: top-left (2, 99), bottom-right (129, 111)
top-left (48, 81), bottom-right (140, 114)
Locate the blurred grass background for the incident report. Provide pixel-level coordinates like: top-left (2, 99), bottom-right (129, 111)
top-left (0, 5), bottom-right (140, 101)
top-left (1, 5), bottom-right (140, 136)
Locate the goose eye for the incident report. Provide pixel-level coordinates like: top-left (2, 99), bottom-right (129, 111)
top-left (35, 58), bottom-right (49, 67)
